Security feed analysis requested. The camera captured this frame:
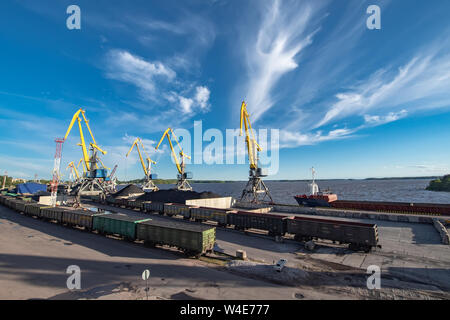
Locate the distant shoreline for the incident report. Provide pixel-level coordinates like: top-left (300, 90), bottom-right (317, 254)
top-left (117, 176), bottom-right (440, 184)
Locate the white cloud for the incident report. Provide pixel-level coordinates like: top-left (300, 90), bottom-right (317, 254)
top-left (106, 49), bottom-right (176, 99)
top-left (279, 127), bottom-right (355, 149)
top-left (105, 50), bottom-right (211, 121)
top-left (195, 86), bottom-right (211, 110)
top-left (179, 96), bottom-right (194, 113)
top-left (364, 110), bottom-right (408, 126)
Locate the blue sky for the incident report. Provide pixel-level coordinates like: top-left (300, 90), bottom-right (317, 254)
top-left (1, 0), bottom-right (450, 181)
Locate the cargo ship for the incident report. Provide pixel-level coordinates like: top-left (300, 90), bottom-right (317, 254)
top-left (294, 167), bottom-right (338, 207)
top-left (294, 169), bottom-right (450, 216)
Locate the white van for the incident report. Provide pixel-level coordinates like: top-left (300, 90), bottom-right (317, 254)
top-left (274, 259), bottom-right (287, 272)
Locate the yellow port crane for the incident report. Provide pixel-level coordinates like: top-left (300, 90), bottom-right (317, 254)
top-left (64, 108), bottom-right (107, 172)
top-left (155, 127), bottom-right (192, 191)
top-left (126, 137), bottom-right (159, 192)
top-left (239, 101), bottom-right (273, 203)
top-left (64, 108), bottom-right (109, 202)
top-left (66, 161), bottom-right (80, 182)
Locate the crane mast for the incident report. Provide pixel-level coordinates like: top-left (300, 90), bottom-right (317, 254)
top-left (239, 101), bottom-right (273, 203)
top-left (126, 137), bottom-right (159, 192)
top-left (155, 128), bottom-right (192, 191)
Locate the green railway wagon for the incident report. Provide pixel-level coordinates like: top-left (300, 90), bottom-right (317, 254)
top-left (92, 214), bottom-right (151, 240)
top-left (3, 197), bottom-right (13, 208)
top-left (15, 200), bottom-right (34, 213)
top-left (163, 203), bottom-right (195, 218)
top-left (62, 210), bottom-right (110, 231)
top-left (40, 207), bottom-right (68, 222)
top-left (136, 219), bottom-right (216, 256)
top-left (8, 199), bottom-right (24, 211)
top-left (142, 201), bottom-right (164, 214)
top-left (190, 207), bottom-right (232, 226)
top-left (0, 195), bottom-right (6, 205)
top-left (25, 203), bottom-right (48, 217)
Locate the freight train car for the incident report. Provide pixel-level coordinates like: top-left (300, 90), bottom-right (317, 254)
top-left (127, 199), bottom-right (144, 210)
top-left (190, 207), bottom-right (233, 227)
top-left (142, 201), bottom-right (165, 214)
top-left (92, 213), bottom-right (150, 241)
top-left (114, 198), bottom-right (129, 208)
top-left (286, 216), bottom-right (380, 252)
top-left (163, 203), bottom-right (196, 219)
top-left (62, 210), bottom-right (110, 231)
top-left (228, 211), bottom-right (289, 236)
top-left (40, 207), bottom-right (68, 222)
top-left (24, 203), bottom-right (48, 217)
top-left (15, 200), bottom-right (34, 214)
top-left (330, 200), bottom-right (450, 216)
top-left (136, 219), bottom-right (216, 256)
top-left (105, 196), bottom-right (116, 206)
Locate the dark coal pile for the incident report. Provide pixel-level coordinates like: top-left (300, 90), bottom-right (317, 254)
top-left (112, 184), bottom-right (144, 198)
top-left (136, 189), bottom-right (222, 203)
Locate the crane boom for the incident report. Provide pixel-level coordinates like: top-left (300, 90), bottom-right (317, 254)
top-left (67, 161), bottom-right (80, 180)
top-left (155, 128), bottom-right (190, 175)
top-left (240, 101), bottom-right (261, 170)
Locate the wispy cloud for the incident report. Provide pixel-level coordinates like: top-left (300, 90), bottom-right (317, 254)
top-left (316, 51), bottom-right (450, 127)
top-left (243, 0), bottom-right (323, 122)
top-left (279, 127), bottom-right (355, 149)
top-left (364, 110), bottom-right (407, 126)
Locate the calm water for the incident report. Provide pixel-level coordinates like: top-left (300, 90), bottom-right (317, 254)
top-left (119, 179), bottom-right (450, 205)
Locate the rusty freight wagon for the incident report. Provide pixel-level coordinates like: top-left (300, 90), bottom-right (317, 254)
top-left (136, 219), bottom-right (216, 256)
top-left (142, 201), bottom-right (165, 214)
top-left (62, 209), bottom-right (110, 231)
top-left (127, 199), bottom-right (144, 210)
top-left (190, 207), bottom-right (233, 226)
top-left (163, 203), bottom-right (196, 219)
top-left (286, 216), bottom-right (380, 252)
top-left (228, 211), bottom-right (289, 236)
